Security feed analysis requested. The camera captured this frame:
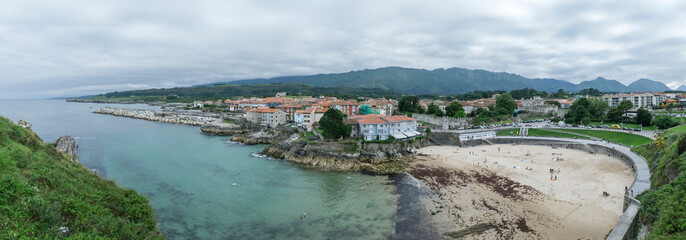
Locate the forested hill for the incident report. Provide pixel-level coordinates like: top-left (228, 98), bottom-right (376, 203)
top-left (84, 83), bottom-right (398, 102)
top-left (0, 116), bottom-right (162, 238)
top-left (225, 67), bottom-right (671, 94)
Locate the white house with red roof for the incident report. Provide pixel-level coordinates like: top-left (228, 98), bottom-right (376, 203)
top-left (349, 114), bottom-right (419, 140)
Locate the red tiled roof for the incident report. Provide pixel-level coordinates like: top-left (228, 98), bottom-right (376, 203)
top-left (383, 116), bottom-right (415, 122)
top-left (357, 118), bottom-right (388, 124)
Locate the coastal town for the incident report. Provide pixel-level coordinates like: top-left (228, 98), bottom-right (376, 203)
top-left (84, 88), bottom-right (686, 239)
top-left (96, 90), bottom-right (686, 141)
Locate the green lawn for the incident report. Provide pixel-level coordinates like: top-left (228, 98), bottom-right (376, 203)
top-left (527, 129), bottom-right (591, 140)
top-left (664, 125), bottom-right (686, 137)
top-left (587, 121), bottom-right (655, 131)
top-left (496, 128), bottom-right (520, 136)
top-left (556, 129), bottom-right (652, 146)
top-left (315, 129), bottom-right (324, 134)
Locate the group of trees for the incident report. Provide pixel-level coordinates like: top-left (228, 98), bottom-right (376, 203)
top-left (399, 96), bottom-right (466, 118)
top-left (473, 93), bottom-right (517, 124)
top-left (563, 97), bottom-right (680, 129)
top-left (564, 97), bottom-right (627, 124)
top-left (398, 96), bottom-right (424, 113)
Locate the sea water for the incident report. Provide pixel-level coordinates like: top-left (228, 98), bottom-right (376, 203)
top-left (0, 100), bottom-right (399, 239)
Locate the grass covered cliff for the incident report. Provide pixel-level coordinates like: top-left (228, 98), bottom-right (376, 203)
top-left (633, 132), bottom-right (686, 239)
top-left (0, 116), bottom-right (162, 239)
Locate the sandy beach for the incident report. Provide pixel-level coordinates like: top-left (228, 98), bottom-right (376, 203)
top-left (409, 144), bottom-right (634, 239)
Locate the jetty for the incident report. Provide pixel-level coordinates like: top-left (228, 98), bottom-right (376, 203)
top-left (93, 107), bottom-right (221, 126)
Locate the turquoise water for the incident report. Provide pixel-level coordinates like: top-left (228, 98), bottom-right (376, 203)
top-left (0, 100), bottom-right (399, 239)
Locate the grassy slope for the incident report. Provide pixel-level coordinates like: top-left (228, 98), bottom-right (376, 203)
top-left (0, 117), bottom-right (161, 239)
top-left (632, 134), bottom-right (686, 239)
top-left (556, 129), bottom-right (652, 146)
top-left (588, 121), bottom-right (656, 131)
top-left (664, 125), bottom-right (686, 137)
top-left (527, 129), bottom-right (591, 140)
top-left (496, 129), bottom-right (519, 136)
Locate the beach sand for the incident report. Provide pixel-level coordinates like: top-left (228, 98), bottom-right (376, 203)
top-left (409, 144), bottom-right (634, 239)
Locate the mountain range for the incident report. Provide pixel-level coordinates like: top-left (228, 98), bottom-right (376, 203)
top-left (222, 67), bottom-right (672, 95)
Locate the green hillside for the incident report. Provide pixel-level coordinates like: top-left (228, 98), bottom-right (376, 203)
top-left (74, 83), bottom-right (399, 103)
top-left (627, 78), bottom-right (671, 92)
top-left (226, 67), bottom-right (670, 95)
top-left (232, 67), bottom-right (579, 95)
top-left (0, 117), bottom-right (162, 239)
top-left (632, 133), bottom-right (686, 238)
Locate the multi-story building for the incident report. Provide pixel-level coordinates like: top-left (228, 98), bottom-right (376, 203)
top-left (245, 107), bottom-right (286, 128)
top-left (349, 114), bottom-right (418, 140)
top-left (294, 107), bottom-right (327, 131)
top-left (279, 104), bottom-right (305, 122)
top-left (321, 100), bottom-right (359, 116)
top-left (602, 93), bottom-right (666, 109)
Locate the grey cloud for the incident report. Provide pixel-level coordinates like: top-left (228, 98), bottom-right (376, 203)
top-left (1, 0), bottom-right (686, 99)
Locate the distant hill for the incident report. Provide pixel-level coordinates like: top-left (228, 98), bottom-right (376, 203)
top-left (76, 83), bottom-right (400, 103)
top-left (576, 77), bottom-right (630, 92)
top-left (677, 85), bottom-right (686, 91)
top-left (627, 78), bottom-right (672, 92)
top-left (224, 67), bottom-right (669, 94)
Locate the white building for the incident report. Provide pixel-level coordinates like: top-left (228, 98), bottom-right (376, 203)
top-left (349, 114), bottom-right (418, 140)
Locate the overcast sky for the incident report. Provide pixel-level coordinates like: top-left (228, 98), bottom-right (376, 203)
top-left (1, 0), bottom-right (685, 99)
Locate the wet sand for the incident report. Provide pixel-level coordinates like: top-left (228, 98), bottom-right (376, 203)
top-left (409, 144), bottom-right (634, 239)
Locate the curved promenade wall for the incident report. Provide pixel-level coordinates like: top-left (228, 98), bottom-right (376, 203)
top-left (427, 134), bottom-right (651, 240)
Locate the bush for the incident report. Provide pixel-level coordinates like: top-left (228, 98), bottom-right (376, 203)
top-left (652, 115), bottom-right (679, 130)
top-left (426, 128), bottom-right (431, 133)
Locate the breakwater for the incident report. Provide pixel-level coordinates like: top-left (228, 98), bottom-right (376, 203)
top-left (93, 107), bottom-right (221, 126)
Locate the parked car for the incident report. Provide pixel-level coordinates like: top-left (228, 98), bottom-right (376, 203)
top-left (611, 125), bottom-right (621, 129)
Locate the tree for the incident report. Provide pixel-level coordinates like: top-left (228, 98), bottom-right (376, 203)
top-left (607, 107), bottom-right (624, 122)
top-left (636, 108), bottom-right (652, 126)
top-left (618, 100), bottom-right (634, 111)
top-left (551, 89), bottom-right (566, 98)
top-left (577, 88), bottom-right (602, 96)
top-left (587, 98), bottom-right (609, 120)
top-left (399, 96), bottom-right (422, 113)
top-left (496, 93), bottom-right (517, 114)
top-left (545, 100), bottom-right (561, 107)
top-left (651, 115), bottom-right (679, 130)
top-left (453, 111), bottom-right (467, 118)
top-left (319, 109), bottom-right (351, 139)
top-left (427, 103), bottom-right (440, 115)
top-left (359, 105), bottom-right (372, 115)
top-left (445, 101), bottom-right (464, 118)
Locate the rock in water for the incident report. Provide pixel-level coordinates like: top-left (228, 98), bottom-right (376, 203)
top-left (54, 136), bottom-right (78, 161)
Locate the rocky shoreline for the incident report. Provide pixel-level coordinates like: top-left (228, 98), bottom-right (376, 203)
top-left (93, 107), bottom-right (221, 126)
top-left (93, 106), bottom-right (427, 174)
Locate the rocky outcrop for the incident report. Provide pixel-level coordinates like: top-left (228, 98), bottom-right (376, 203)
top-left (17, 119), bottom-right (32, 128)
top-left (230, 129), bottom-right (294, 145)
top-left (54, 136), bottom-right (78, 161)
top-left (200, 122), bottom-right (251, 135)
top-left (260, 136), bottom-right (429, 173)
